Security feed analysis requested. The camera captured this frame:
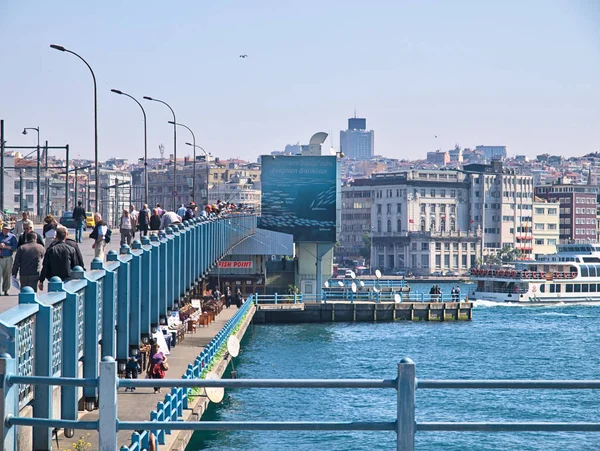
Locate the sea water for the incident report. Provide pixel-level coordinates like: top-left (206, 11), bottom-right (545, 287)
top-left (188, 283), bottom-right (600, 450)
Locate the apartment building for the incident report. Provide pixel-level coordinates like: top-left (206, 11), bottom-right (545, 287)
top-left (337, 184), bottom-right (372, 262)
top-left (355, 170), bottom-right (480, 275)
top-left (532, 199), bottom-right (560, 258)
top-left (465, 162), bottom-right (534, 258)
top-left (534, 177), bottom-right (599, 244)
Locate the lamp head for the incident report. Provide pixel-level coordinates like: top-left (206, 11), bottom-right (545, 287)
top-left (50, 44), bottom-right (66, 52)
top-left (338, 151), bottom-right (345, 158)
top-left (143, 96), bottom-right (153, 101)
top-left (168, 120), bottom-right (175, 125)
top-left (185, 142), bottom-right (192, 146)
top-left (111, 89), bottom-right (123, 95)
top-left (22, 129), bottom-right (27, 135)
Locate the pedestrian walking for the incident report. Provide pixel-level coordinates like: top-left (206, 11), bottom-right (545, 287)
top-left (42, 215), bottom-right (58, 249)
top-left (0, 223), bottom-right (18, 295)
top-left (12, 231), bottom-right (45, 292)
top-left (124, 353), bottom-right (142, 392)
top-left (13, 212), bottom-right (29, 239)
top-left (38, 227), bottom-right (76, 290)
top-left (150, 208), bottom-right (161, 234)
top-left (147, 343), bottom-right (168, 394)
top-left (155, 204), bottom-right (164, 217)
top-left (57, 225), bottom-right (85, 270)
top-left (234, 288), bottom-right (243, 308)
top-left (90, 213), bottom-right (109, 260)
top-left (129, 204), bottom-right (139, 234)
top-left (225, 286), bottom-right (232, 308)
top-left (72, 201), bottom-right (87, 243)
top-left (119, 209), bottom-right (133, 246)
top-left (281, 256), bottom-right (287, 271)
top-left (138, 204), bottom-right (150, 238)
top-left (17, 220), bottom-right (44, 247)
top-left (177, 203), bottom-right (186, 218)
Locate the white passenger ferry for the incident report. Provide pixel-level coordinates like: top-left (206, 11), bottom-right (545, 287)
top-left (469, 244), bottom-right (600, 304)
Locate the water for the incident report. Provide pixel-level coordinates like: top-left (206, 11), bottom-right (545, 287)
top-left (188, 283), bottom-right (600, 450)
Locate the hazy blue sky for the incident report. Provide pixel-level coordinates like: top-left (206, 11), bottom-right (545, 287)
top-left (1, 1), bottom-right (599, 162)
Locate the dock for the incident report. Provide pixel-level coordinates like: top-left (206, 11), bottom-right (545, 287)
top-left (254, 301), bottom-right (472, 323)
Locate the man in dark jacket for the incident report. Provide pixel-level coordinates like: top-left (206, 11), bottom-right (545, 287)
top-left (72, 201), bottom-right (87, 243)
top-left (12, 232), bottom-right (45, 292)
top-left (56, 225), bottom-right (86, 270)
top-left (17, 220), bottom-right (44, 247)
top-left (38, 227), bottom-right (76, 290)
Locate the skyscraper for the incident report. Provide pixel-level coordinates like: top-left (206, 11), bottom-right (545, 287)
top-left (340, 115), bottom-right (374, 160)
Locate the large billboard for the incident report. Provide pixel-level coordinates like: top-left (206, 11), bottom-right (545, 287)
top-left (260, 155), bottom-right (339, 242)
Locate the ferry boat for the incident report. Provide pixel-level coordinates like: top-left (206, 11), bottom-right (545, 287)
top-left (469, 244), bottom-right (600, 304)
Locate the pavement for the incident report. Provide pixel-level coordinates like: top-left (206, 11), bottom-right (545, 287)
top-left (54, 305), bottom-right (243, 450)
top-left (0, 227), bottom-right (128, 314)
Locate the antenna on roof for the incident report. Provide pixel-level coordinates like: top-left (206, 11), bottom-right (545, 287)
top-left (159, 143), bottom-right (165, 162)
top-left (354, 108), bottom-right (357, 118)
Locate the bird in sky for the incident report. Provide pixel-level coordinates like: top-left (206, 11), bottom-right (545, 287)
top-left (239, 54), bottom-right (248, 58)
top-left (434, 135), bottom-right (438, 138)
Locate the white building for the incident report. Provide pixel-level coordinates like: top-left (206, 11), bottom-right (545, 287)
top-left (532, 199), bottom-right (560, 258)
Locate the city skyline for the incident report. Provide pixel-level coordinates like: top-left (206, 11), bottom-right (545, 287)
top-left (1, 1), bottom-right (599, 162)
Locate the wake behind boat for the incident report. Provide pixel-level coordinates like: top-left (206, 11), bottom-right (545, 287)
top-left (470, 244), bottom-right (600, 305)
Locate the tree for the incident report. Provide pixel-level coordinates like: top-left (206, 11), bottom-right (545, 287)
top-left (359, 233), bottom-right (371, 262)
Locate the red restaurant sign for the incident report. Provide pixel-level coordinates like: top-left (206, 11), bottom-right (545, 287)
top-left (218, 261), bottom-right (253, 269)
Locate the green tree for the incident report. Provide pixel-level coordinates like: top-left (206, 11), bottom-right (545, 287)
top-left (359, 233), bottom-right (371, 262)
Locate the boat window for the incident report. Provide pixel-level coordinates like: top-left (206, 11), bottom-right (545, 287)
top-left (574, 284), bottom-right (581, 293)
top-left (591, 266), bottom-right (598, 278)
top-left (540, 284), bottom-right (545, 293)
top-left (581, 266), bottom-right (589, 277)
top-left (550, 284), bottom-right (556, 293)
top-left (566, 284), bottom-right (573, 293)
top-left (582, 284), bottom-right (589, 293)
top-left (582, 258), bottom-right (600, 263)
top-left (591, 284), bottom-right (597, 292)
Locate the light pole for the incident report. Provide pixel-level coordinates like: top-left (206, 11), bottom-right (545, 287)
top-left (185, 142), bottom-right (209, 206)
top-left (22, 127), bottom-right (41, 217)
top-left (143, 96), bottom-right (176, 209)
top-left (169, 121), bottom-right (196, 202)
top-left (111, 89), bottom-right (148, 205)
top-left (50, 44), bottom-right (99, 213)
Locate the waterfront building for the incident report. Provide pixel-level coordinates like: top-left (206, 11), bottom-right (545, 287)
top-left (353, 169), bottom-right (480, 275)
top-left (339, 116), bottom-right (374, 160)
top-left (532, 199), bottom-right (560, 258)
top-left (465, 161), bottom-right (534, 258)
top-left (337, 183), bottom-right (372, 263)
top-left (534, 177), bottom-right (599, 244)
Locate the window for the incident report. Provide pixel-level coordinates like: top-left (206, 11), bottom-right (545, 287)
top-left (435, 255), bottom-right (441, 268)
top-left (450, 190), bottom-right (456, 197)
top-left (450, 205), bottom-right (456, 214)
top-left (462, 243), bottom-right (467, 251)
top-left (444, 255), bottom-right (450, 267)
top-left (431, 204), bottom-right (436, 213)
top-left (548, 239), bottom-right (557, 245)
top-left (453, 243), bottom-right (459, 250)
top-left (421, 243), bottom-right (429, 251)
top-left (26, 195), bottom-right (33, 203)
top-left (435, 242), bottom-right (441, 251)
top-left (430, 219), bottom-right (436, 231)
top-left (420, 205), bottom-right (426, 214)
top-left (450, 219), bottom-right (456, 231)
top-left (420, 219), bottom-right (426, 232)
top-left (387, 204), bottom-right (392, 214)
top-left (387, 220), bottom-right (392, 233)
top-left (377, 220), bottom-right (382, 233)
top-left (397, 203), bottom-right (402, 214)
top-left (13, 195), bottom-right (19, 203)
top-left (535, 239), bottom-right (544, 245)
top-left (462, 255), bottom-right (467, 267)
top-left (548, 208), bottom-right (557, 215)
top-left (377, 204), bottom-right (382, 215)
top-left (430, 189), bottom-right (436, 197)
top-left (441, 190), bottom-right (446, 198)
top-left (535, 223), bottom-right (545, 230)
top-left (547, 224), bottom-right (557, 230)
top-left (421, 255), bottom-right (429, 268)
top-left (412, 242), bottom-right (417, 251)
top-left (535, 208), bottom-right (544, 214)
top-left (397, 219), bottom-right (402, 232)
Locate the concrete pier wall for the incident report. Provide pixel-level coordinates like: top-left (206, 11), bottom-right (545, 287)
top-left (253, 302), bottom-right (472, 323)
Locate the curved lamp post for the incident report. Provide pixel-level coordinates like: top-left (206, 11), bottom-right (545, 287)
top-left (50, 44), bottom-right (99, 213)
top-left (168, 121), bottom-right (196, 202)
top-left (111, 89), bottom-right (148, 205)
top-left (185, 142), bottom-right (209, 206)
top-left (143, 96), bottom-right (176, 209)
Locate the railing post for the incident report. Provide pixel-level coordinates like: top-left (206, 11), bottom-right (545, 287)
top-left (130, 241), bottom-right (143, 350)
top-left (116, 246), bottom-right (132, 369)
top-left (140, 237), bottom-right (153, 341)
top-left (103, 252), bottom-right (119, 359)
top-left (294, 292), bottom-right (297, 304)
top-left (274, 292), bottom-right (278, 304)
top-left (397, 357), bottom-right (415, 451)
top-left (0, 354), bottom-right (17, 450)
top-left (98, 356), bottom-right (118, 451)
top-left (84, 261), bottom-right (101, 408)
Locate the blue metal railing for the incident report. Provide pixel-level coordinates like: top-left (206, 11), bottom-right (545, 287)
top-left (0, 214), bottom-right (257, 451)
top-left (253, 292), bottom-right (467, 304)
top-left (3, 357), bottom-right (600, 451)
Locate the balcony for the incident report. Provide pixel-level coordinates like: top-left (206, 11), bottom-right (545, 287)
top-left (372, 230), bottom-right (481, 239)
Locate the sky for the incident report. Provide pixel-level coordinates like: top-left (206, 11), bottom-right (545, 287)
top-left (1, 1), bottom-right (599, 162)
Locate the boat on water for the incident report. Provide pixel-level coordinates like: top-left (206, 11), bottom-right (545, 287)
top-left (469, 244), bottom-right (600, 304)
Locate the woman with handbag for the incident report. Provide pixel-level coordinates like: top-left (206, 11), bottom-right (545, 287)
top-left (147, 343), bottom-right (168, 393)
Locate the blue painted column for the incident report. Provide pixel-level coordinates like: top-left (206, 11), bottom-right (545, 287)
top-left (130, 241), bottom-right (143, 349)
top-left (191, 219), bottom-right (198, 283)
top-left (172, 225), bottom-right (182, 309)
top-left (150, 234), bottom-right (161, 328)
top-left (98, 254), bottom-right (118, 359)
top-left (199, 221), bottom-right (206, 278)
top-left (0, 354), bottom-right (18, 450)
top-left (166, 227), bottom-right (175, 314)
top-left (116, 245), bottom-right (132, 367)
top-left (19, 286), bottom-right (62, 450)
top-left (140, 237), bottom-right (153, 339)
top-left (158, 231), bottom-right (168, 323)
top-left (185, 221), bottom-right (192, 290)
top-left (83, 259), bottom-right (105, 408)
top-left (180, 221), bottom-right (188, 296)
top-left (61, 267), bottom-right (87, 424)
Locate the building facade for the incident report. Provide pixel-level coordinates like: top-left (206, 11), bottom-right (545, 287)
top-left (337, 183), bottom-right (372, 263)
top-left (534, 178), bottom-right (599, 244)
top-left (356, 170), bottom-right (480, 275)
top-left (339, 117), bottom-right (374, 160)
top-left (532, 200), bottom-right (560, 258)
top-left (475, 145), bottom-right (507, 161)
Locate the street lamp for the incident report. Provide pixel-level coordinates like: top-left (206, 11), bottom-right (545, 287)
top-left (143, 96), bottom-right (176, 209)
top-left (22, 127), bottom-right (41, 217)
top-left (111, 89), bottom-right (148, 205)
top-left (168, 121), bottom-right (196, 203)
top-left (185, 142), bottom-right (209, 206)
top-left (50, 44), bottom-right (99, 213)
